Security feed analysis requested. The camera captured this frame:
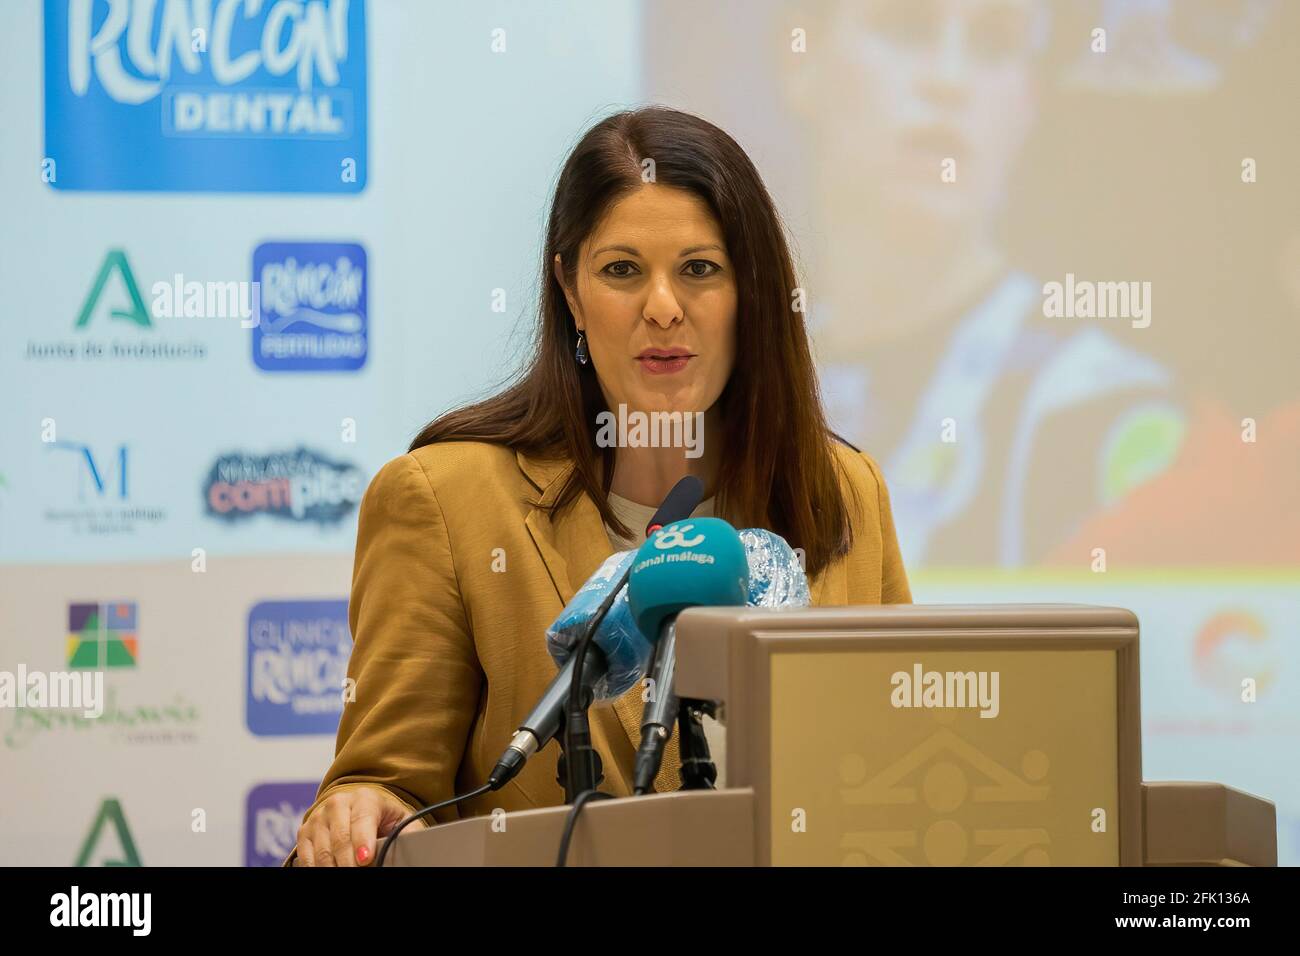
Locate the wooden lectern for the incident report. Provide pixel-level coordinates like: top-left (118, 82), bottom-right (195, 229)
top-left (387, 605), bottom-right (1277, 866)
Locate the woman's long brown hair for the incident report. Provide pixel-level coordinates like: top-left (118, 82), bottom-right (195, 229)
top-left (411, 107), bottom-right (855, 576)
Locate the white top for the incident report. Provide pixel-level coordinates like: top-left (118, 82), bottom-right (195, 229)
top-left (603, 491), bottom-right (727, 788)
top-left (604, 491), bottom-right (715, 551)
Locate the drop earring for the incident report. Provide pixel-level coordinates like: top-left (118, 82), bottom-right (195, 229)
top-left (575, 330), bottom-right (589, 365)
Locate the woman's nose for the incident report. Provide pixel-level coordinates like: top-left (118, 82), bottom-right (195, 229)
top-left (643, 274), bottom-right (683, 328)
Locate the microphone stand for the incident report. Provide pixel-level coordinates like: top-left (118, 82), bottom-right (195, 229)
top-left (676, 698), bottom-right (718, 790)
top-left (559, 567), bottom-right (630, 802)
top-left (560, 474), bottom-right (705, 803)
top-left (557, 684), bottom-right (603, 802)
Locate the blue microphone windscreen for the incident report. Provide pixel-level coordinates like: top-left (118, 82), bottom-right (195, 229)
top-left (545, 550), bottom-right (653, 701)
top-left (627, 517), bottom-right (750, 638)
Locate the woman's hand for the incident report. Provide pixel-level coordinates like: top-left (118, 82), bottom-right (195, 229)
top-left (293, 785), bottom-right (427, 866)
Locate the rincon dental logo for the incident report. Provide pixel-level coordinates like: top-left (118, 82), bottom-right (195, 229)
top-left (890, 663), bottom-right (1000, 719)
top-left (50, 886), bottom-right (151, 936)
top-left (44, 0), bottom-right (368, 192)
top-left (0, 667), bottom-right (104, 719)
top-left (595, 404), bottom-right (704, 459)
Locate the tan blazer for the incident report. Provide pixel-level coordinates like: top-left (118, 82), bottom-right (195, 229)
top-left (296, 438), bottom-right (911, 846)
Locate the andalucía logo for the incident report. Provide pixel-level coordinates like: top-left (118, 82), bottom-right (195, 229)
top-left (204, 447), bottom-right (364, 524)
top-left (76, 798), bottom-right (142, 867)
top-left (252, 242), bottom-right (368, 371)
top-left (246, 782), bottom-right (319, 866)
top-left (43, 0), bottom-right (368, 193)
top-left (246, 599), bottom-right (350, 735)
top-left (24, 250), bottom-right (206, 363)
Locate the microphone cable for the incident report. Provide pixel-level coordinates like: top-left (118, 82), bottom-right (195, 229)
top-left (376, 782), bottom-right (493, 867)
top-left (556, 789), bottom-right (613, 867)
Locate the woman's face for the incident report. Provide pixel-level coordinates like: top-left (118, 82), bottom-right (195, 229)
top-left (556, 183), bottom-right (737, 421)
top-left (814, 0), bottom-right (1042, 230)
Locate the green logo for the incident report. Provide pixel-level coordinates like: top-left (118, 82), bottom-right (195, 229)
top-left (76, 797), bottom-right (142, 866)
top-left (2, 688), bottom-right (201, 750)
top-left (75, 250), bottom-right (151, 330)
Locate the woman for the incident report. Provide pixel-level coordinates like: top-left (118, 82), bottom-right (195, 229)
top-left (290, 107), bottom-right (910, 866)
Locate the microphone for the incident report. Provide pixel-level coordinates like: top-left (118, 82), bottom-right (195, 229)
top-left (737, 527), bottom-right (811, 608)
top-left (489, 552), bottom-right (640, 789)
top-left (546, 550), bottom-right (649, 701)
top-left (488, 476), bottom-right (705, 791)
top-left (645, 475), bottom-right (703, 536)
top-left (627, 517), bottom-right (749, 794)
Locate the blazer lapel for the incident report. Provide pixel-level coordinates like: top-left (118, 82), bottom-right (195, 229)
top-left (517, 451), bottom-right (651, 765)
top-left (518, 450), bottom-right (611, 604)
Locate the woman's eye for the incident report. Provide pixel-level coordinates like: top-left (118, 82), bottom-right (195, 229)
top-left (683, 259), bottom-right (720, 277)
top-left (602, 260), bottom-right (638, 278)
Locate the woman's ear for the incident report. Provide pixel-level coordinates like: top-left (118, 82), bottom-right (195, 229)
top-left (552, 253), bottom-right (580, 324)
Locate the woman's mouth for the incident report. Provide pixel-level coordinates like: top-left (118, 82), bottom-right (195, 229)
top-left (636, 349), bottom-right (694, 375)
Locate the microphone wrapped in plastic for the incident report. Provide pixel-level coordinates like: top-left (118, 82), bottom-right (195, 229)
top-left (544, 549), bottom-right (648, 702)
top-left (545, 527), bottom-right (810, 700)
top-left (737, 528), bottom-right (811, 609)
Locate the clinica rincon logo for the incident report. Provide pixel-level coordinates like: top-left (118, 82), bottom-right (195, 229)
top-left (43, 0), bottom-right (368, 192)
top-left (245, 782), bottom-right (319, 866)
top-left (246, 599), bottom-right (351, 735)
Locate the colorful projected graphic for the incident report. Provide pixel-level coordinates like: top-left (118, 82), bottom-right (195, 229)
top-left (66, 602), bottom-right (138, 670)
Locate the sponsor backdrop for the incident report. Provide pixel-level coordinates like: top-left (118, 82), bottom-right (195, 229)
top-left (0, 0), bottom-right (642, 866)
top-left (2, 0), bottom-right (1298, 865)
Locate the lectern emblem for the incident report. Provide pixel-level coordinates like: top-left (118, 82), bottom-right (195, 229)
top-left (838, 726), bottom-right (1052, 866)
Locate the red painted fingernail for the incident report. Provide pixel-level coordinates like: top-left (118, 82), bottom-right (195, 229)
top-left (356, 845), bottom-right (370, 863)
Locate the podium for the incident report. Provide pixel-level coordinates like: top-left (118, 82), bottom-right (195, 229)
top-left (388, 605), bottom-right (1277, 866)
